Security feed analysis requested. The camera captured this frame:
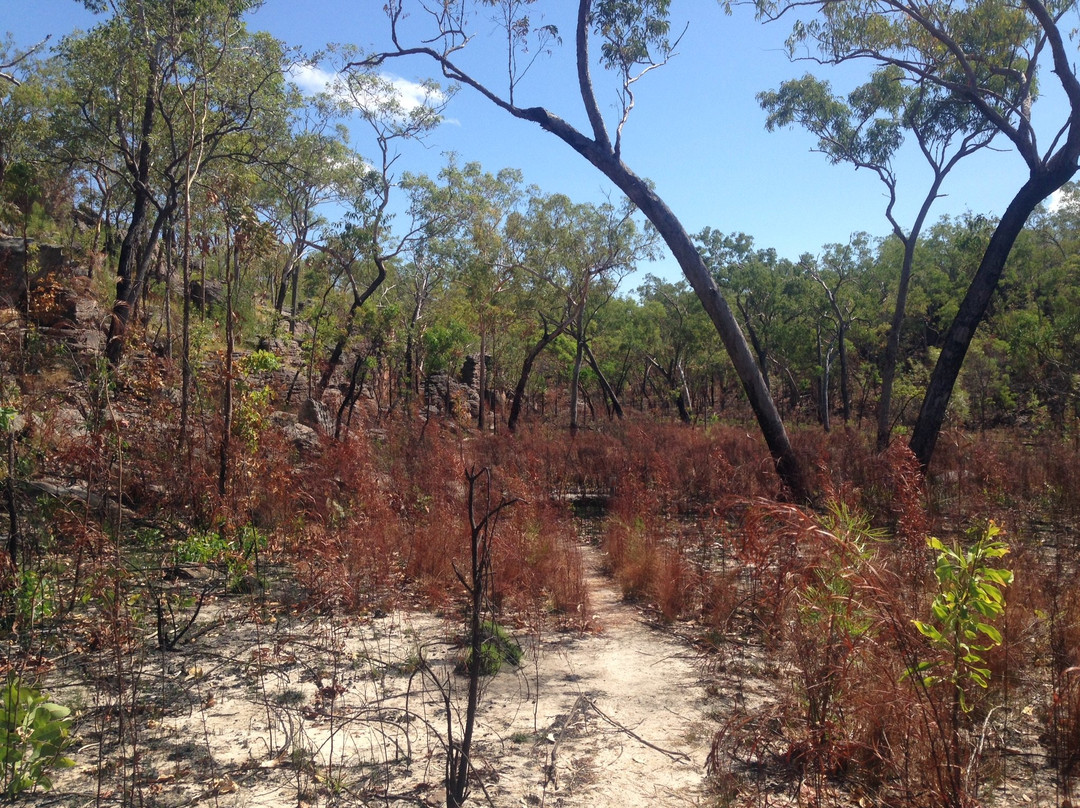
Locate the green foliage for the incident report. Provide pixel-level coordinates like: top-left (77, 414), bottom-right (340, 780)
top-left (0, 677), bottom-right (74, 798)
top-left (133, 526), bottom-right (164, 549)
top-left (175, 530), bottom-right (231, 564)
top-left (464, 621), bottom-right (523, 676)
top-left (908, 521), bottom-right (1013, 710)
top-left (13, 568), bottom-right (60, 629)
top-left (175, 527), bottom-right (265, 591)
top-left (801, 502), bottom-right (880, 640)
top-left (758, 69), bottom-right (906, 168)
top-left (239, 349), bottom-right (282, 375)
top-left (791, 502), bottom-right (881, 734)
top-left (423, 320), bottom-right (472, 374)
top-left (0, 163), bottom-right (42, 234)
top-left (234, 385), bottom-right (273, 452)
top-left (177, 527), bottom-right (265, 562)
top-left (593, 0), bottom-right (673, 72)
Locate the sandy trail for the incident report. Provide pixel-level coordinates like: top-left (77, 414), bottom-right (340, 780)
top-left (49, 540), bottom-right (714, 808)
top-left (473, 541), bottom-right (712, 807)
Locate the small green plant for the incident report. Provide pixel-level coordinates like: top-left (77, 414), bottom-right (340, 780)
top-left (464, 620), bottom-right (523, 676)
top-left (234, 386), bottom-right (273, 451)
top-left (794, 503), bottom-right (877, 735)
top-left (239, 349), bottom-right (281, 375)
top-left (908, 521), bottom-right (1013, 710)
top-left (2, 568), bottom-right (62, 634)
top-left (0, 676), bottom-right (74, 798)
top-left (237, 525), bottom-right (267, 559)
top-left (175, 530), bottom-right (231, 564)
top-left (239, 349), bottom-right (280, 375)
top-left (902, 521), bottom-right (1013, 805)
top-left (175, 527), bottom-right (266, 592)
top-left (132, 526), bottom-right (164, 549)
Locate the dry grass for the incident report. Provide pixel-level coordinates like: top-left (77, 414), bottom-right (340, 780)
top-left (5, 333), bottom-right (1080, 808)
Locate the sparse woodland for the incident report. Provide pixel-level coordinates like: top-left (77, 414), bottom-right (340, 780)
top-left (2, 1), bottom-right (1080, 806)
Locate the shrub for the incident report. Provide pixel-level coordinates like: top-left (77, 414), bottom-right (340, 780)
top-left (0, 676), bottom-right (74, 798)
top-left (463, 621), bottom-right (523, 675)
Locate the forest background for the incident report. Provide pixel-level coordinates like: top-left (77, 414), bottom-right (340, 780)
top-left (2, 1), bottom-right (1080, 807)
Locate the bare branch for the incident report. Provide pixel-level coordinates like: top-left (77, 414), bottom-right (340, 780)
top-left (0, 35), bottom-right (50, 86)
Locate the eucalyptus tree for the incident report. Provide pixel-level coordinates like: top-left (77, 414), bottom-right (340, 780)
top-left (0, 34), bottom-right (46, 88)
top-left (697, 230), bottom-right (809, 398)
top-left (578, 292), bottom-right (647, 413)
top-left (758, 68), bottom-right (996, 449)
top-left (501, 191), bottom-right (581, 432)
top-left (361, 0), bottom-right (812, 500)
top-left (804, 234), bottom-right (876, 428)
top-left (254, 98), bottom-right (357, 331)
top-left (503, 192), bottom-right (652, 432)
top-left (636, 275), bottom-right (716, 423)
top-left (1, 162), bottom-right (42, 258)
top-left (375, 168), bottom-right (466, 405)
top-left (569, 201), bottom-right (656, 426)
top-left (0, 34), bottom-right (50, 191)
top-left (310, 67), bottom-right (449, 428)
top-left (382, 162), bottom-right (520, 409)
top-left (57, 0), bottom-right (289, 365)
top-left (571, 265), bottom-right (643, 424)
top-left (425, 161), bottom-right (524, 430)
top-left (397, 247), bottom-right (454, 400)
top-left (206, 167), bottom-right (277, 497)
top-left (759, 0), bottom-right (1080, 469)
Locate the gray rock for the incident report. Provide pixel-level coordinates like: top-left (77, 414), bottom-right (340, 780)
top-left (270, 411), bottom-right (321, 455)
top-left (298, 397), bottom-right (334, 436)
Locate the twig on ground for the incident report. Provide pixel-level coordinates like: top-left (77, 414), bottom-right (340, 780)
top-left (584, 697), bottom-right (690, 763)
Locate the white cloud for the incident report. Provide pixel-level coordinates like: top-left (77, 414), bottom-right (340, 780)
top-left (287, 62), bottom-right (337, 97)
top-left (1049, 186), bottom-right (1078, 215)
top-left (286, 63), bottom-right (447, 119)
top-left (386, 75), bottom-right (446, 114)
top-left (345, 73), bottom-right (447, 118)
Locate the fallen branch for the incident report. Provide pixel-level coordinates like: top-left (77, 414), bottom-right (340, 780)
top-left (585, 697), bottom-right (691, 763)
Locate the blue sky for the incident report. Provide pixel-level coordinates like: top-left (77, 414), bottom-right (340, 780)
top-left (6, 0), bottom-right (1066, 280)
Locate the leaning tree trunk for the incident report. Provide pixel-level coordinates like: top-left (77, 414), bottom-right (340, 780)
top-left (317, 258), bottom-right (386, 396)
top-left (595, 160), bottom-right (806, 497)
top-left (910, 170), bottom-right (1075, 469)
top-left (507, 316), bottom-right (573, 432)
top-left (582, 340), bottom-right (623, 419)
top-left (370, 2), bottom-right (812, 501)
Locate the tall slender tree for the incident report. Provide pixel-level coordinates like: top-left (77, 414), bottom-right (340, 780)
top-left (362, 0), bottom-right (813, 501)
top-left (758, 68), bottom-right (995, 449)
top-left (58, 0), bottom-right (285, 365)
top-left (758, 0), bottom-right (1080, 469)
top-left (503, 193), bottom-right (651, 432)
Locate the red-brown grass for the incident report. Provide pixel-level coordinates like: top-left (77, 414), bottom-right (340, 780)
top-left (282, 420), bottom-right (592, 621)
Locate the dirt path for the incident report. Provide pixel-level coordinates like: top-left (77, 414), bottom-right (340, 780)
top-left (49, 540), bottom-right (714, 807)
top-left (474, 541), bottom-right (712, 807)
